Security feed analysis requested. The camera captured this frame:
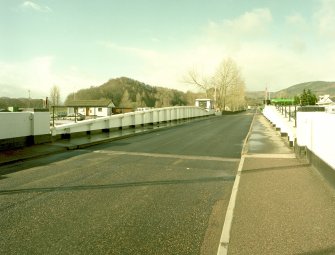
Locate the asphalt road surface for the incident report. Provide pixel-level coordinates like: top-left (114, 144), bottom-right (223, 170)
top-left (0, 112), bottom-right (254, 255)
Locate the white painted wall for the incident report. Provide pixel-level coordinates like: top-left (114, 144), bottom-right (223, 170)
top-left (51, 106), bottom-right (213, 136)
top-left (0, 112), bottom-right (50, 139)
top-left (296, 112), bottom-right (335, 168)
top-left (263, 105), bottom-right (335, 169)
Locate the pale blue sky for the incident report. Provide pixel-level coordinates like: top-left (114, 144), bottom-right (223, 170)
top-left (1, 0), bottom-right (334, 100)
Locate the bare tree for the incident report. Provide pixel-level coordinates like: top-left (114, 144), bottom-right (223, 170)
top-left (214, 58), bottom-right (244, 111)
top-left (183, 68), bottom-right (212, 98)
top-left (50, 85), bottom-right (61, 106)
top-left (184, 58), bottom-right (245, 111)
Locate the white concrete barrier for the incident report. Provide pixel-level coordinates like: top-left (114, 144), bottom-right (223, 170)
top-left (263, 105), bottom-right (296, 144)
top-left (296, 112), bottom-right (335, 169)
top-left (263, 105), bottom-right (335, 170)
top-left (0, 112), bottom-right (50, 139)
top-left (0, 112), bottom-right (51, 149)
top-left (51, 106), bottom-right (214, 137)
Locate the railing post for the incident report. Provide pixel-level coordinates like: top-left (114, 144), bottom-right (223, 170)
top-left (289, 105), bottom-right (291, 121)
top-left (295, 105), bottom-right (297, 127)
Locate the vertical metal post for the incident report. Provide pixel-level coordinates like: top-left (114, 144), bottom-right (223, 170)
top-left (52, 106), bottom-right (55, 127)
top-left (289, 105), bottom-right (291, 122)
top-left (294, 105), bottom-right (297, 127)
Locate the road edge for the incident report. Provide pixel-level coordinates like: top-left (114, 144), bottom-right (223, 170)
top-left (216, 111), bottom-right (256, 255)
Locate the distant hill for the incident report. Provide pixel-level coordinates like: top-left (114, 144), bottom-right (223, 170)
top-left (65, 77), bottom-right (204, 108)
top-left (246, 81), bottom-right (335, 105)
top-left (0, 97), bottom-right (44, 110)
top-left (273, 81), bottom-right (335, 98)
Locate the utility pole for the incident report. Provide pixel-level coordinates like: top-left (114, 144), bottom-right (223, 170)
top-left (28, 90), bottom-right (31, 108)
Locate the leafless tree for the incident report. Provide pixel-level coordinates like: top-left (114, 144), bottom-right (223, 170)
top-left (50, 85), bottom-right (61, 106)
top-left (214, 58), bottom-right (245, 111)
top-left (185, 58), bottom-right (246, 111)
top-left (183, 68), bottom-right (212, 98)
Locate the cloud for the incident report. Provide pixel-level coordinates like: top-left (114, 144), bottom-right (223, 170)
top-left (0, 57), bottom-right (103, 101)
top-left (207, 8), bottom-right (272, 40)
top-left (101, 41), bottom-right (163, 60)
top-left (20, 1), bottom-right (51, 12)
top-left (224, 8), bottom-right (272, 35)
top-left (286, 13), bottom-right (307, 30)
top-left (314, 0), bottom-right (335, 37)
top-left (201, 8), bottom-right (273, 55)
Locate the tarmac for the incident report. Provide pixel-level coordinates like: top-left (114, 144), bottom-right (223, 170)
top-left (1, 113), bottom-right (335, 255)
top-left (0, 123), bottom-right (174, 167)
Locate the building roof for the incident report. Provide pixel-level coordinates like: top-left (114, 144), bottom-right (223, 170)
top-left (66, 99), bottom-right (115, 107)
top-left (317, 95), bottom-right (333, 105)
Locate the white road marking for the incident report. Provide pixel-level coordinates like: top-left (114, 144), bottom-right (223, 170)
top-left (245, 153), bottom-right (296, 159)
top-left (217, 111), bottom-right (256, 255)
top-left (93, 150), bottom-right (240, 162)
top-left (217, 156), bottom-right (245, 255)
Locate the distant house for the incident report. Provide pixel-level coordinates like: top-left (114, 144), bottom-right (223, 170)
top-left (66, 99), bottom-right (115, 117)
top-left (317, 95), bottom-right (334, 105)
top-left (195, 99), bottom-right (214, 110)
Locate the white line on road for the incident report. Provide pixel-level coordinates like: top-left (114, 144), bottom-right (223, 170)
top-left (245, 153), bottom-right (296, 159)
top-left (93, 150), bottom-right (240, 162)
top-left (217, 156), bottom-right (245, 255)
top-left (217, 111), bottom-right (256, 255)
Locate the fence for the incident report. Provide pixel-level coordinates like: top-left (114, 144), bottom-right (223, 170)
top-left (51, 106), bottom-right (214, 138)
top-left (263, 105), bottom-right (335, 170)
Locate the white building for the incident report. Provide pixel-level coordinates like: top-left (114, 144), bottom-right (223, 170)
top-left (317, 95), bottom-right (334, 105)
top-left (195, 99), bottom-right (214, 111)
top-left (66, 99), bottom-right (115, 117)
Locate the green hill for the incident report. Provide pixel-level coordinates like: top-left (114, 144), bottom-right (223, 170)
top-left (65, 77), bottom-right (204, 108)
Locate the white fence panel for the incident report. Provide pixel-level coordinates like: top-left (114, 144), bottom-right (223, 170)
top-left (51, 106), bottom-right (213, 136)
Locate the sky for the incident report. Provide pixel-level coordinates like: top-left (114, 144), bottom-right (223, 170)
top-left (1, 0), bottom-right (335, 100)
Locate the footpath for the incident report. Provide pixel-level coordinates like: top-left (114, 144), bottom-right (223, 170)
top-left (225, 113), bottom-right (335, 255)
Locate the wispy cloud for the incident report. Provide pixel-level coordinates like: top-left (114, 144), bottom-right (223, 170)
top-left (20, 1), bottom-right (51, 12)
top-left (100, 41), bottom-right (163, 60)
top-left (0, 57), bottom-right (103, 100)
top-left (206, 8), bottom-right (272, 40)
top-left (314, 0), bottom-right (335, 37)
top-left (286, 13), bottom-right (307, 30)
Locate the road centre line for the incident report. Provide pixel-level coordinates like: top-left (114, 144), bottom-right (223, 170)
top-left (93, 150), bottom-right (240, 162)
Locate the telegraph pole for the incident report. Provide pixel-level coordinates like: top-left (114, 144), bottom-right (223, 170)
top-left (28, 90), bottom-right (31, 108)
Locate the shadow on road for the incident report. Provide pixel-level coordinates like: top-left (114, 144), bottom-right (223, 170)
top-left (0, 176), bottom-right (235, 195)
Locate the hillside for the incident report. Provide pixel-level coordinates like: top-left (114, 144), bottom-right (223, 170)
top-left (246, 81), bottom-right (335, 105)
top-left (0, 97), bottom-right (44, 110)
top-left (273, 81), bottom-right (335, 98)
top-left (65, 77), bottom-right (204, 108)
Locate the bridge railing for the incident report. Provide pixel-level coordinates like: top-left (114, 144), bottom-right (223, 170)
top-left (0, 112), bottom-right (50, 150)
top-left (263, 105), bottom-right (296, 145)
top-left (51, 106), bottom-right (214, 137)
top-left (263, 105), bottom-right (335, 170)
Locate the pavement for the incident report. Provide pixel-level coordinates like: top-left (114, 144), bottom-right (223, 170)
top-left (226, 113), bottom-right (335, 255)
top-left (1, 113), bottom-right (335, 255)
